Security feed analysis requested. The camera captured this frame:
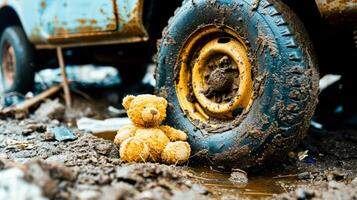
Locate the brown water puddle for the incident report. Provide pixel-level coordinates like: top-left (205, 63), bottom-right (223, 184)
top-left (95, 131), bottom-right (296, 199)
top-left (188, 167), bottom-right (294, 199)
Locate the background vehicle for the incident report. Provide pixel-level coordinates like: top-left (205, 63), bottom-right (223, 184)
top-left (0, 0), bottom-right (356, 168)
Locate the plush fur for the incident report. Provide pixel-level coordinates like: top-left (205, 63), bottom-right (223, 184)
top-left (114, 94), bottom-right (191, 165)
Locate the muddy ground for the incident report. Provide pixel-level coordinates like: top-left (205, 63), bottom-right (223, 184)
top-left (0, 89), bottom-right (356, 200)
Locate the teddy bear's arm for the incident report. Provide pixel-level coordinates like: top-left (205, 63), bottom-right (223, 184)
top-left (159, 125), bottom-right (187, 141)
top-left (114, 124), bottom-right (137, 145)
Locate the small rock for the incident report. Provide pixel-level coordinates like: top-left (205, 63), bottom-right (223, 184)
top-left (191, 184), bottom-right (209, 195)
top-left (298, 172), bottom-right (313, 180)
top-left (295, 188), bottom-right (315, 200)
top-left (326, 169), bottom-right (347, 181)
top-left (351, 177), bottom-right (357, 186)
top-left (77, 190), bottom-right (100, 200)
top-left (172, 190), bottom-right (207, 200)
top-left (328, 181), bottom-right (343, 189)
top-left (51, 120), bottom-right (60, 126)
top-left (26, 123), bottom-right (47, 133)
top-left (42, 131), bottom-right (55, 141)
top-left (98, 183), bottom-right (137, 200)
top-left (33, 99), bottom-right (65, 121)
top-left (229, 169), bottom-right (248, 185)
top-left (95, 143), bottom-right (114, 155)
top-left (22, 128), bottom-right (34, 136)
top-left (135, 187), bottom-right (171, 200)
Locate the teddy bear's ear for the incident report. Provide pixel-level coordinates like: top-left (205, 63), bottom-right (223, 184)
top-left (158, 96), bottom-right (168, 107)
top-left (122, 95), bottom-right (135, 110)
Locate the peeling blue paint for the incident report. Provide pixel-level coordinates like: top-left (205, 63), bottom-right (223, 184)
top-left (0, 0), bottom-right (147, 47)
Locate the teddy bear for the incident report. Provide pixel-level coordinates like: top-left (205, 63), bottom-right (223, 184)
top-left (114, 94), bottom-right (191, 165)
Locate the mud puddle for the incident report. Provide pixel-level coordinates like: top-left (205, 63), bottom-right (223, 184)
top-left (94, 131), bottom-right (117, 140)
top-left (188, 167), bottom-right (289, 198)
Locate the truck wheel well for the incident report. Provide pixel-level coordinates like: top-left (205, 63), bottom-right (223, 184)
top-left (143, 0), bottom-right (183, 45)
top-left (0, 6), bottom-right (23, 38)
top-left (280, 0), bottom-right (356, 75)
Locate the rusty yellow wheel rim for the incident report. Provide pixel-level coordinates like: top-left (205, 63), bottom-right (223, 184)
top-left (1, 42), bottom-right (16, 87)
top-left (176, 26), bottom-right (253, 127)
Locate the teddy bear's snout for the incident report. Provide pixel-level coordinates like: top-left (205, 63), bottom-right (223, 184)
top-left (150, 109), bottom-right (158, 115)
top-left (141, 107), bottom-right (160, 124)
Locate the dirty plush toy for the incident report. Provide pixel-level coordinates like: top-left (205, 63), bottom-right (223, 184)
top-left (114, 94), bottom-right (191, 165)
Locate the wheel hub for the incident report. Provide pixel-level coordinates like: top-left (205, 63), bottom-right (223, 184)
top-left (1, 42), bottom-right (16, 87)
top-left (176, 26), bottom-right (253, 128)
top-left (204, 56), bottom-right (237, 96)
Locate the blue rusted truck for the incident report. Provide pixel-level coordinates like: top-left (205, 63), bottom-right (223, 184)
top-left (0, 0), bottom-right (355, 168)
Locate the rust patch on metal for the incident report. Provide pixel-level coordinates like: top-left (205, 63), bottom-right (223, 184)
top-left (106, 24), bottom-right (116, 30)
top-left (118, 0), bottom-right (147, 37)
top-left (77, 19), bottom-right (87, 25)
top-left (89, 19), bottom-right (98, 24)
top-left (40, 1), bottom-right (46, 9)
top-left (75, 26), bottom-right (103, 33)
top-left (33, 0), bottom-right (148, 49)
top-left (29, 27), bottom-right (43, 43)
top-left (54, 27), bottom-right (69, 35)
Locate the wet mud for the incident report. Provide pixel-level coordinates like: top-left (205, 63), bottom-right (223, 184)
top-left (0, 118), bottom-right (211, 199)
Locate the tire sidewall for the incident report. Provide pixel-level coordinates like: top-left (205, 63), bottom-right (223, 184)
top-left (0, 26), bottom-right (35, 93)
top-left (156, 0), bottom-right (318, 168)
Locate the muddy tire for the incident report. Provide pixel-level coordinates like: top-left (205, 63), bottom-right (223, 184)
top-left (156, 0), bottom-right (319, 168)
top-left (0, 26), bottom-right (35, 94)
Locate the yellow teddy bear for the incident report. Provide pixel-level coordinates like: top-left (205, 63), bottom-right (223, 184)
top-left (114, 94), bottom-right (191, 165)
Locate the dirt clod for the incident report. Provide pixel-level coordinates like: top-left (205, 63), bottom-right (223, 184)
top-left (33, 99), bottom-right (65, 121)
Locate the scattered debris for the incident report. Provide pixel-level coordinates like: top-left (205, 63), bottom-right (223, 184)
top-left (273, 172), bottom-right (315, 180)
top-left (35, 65), bottom-right (120, 89)
top-left (107, 106), bottom-right (126, 117)
top-left (319, 74), bottom-right (342, 91)
top-left (26, 123), bottom-right (47, 133)
top-left (0, 159), bottom-right (77, 199)
top-left (22, 128), bottom-right (34, 136)
top-left (33, 99), bottom-right (65, 121)
top-left (0, 85), bottom-right (63, 119)
top-left (272, 181), bottom-right (357, 200)
top-left (325, 169), bottom-right (348, 181)
top-left (77, 117), bottom-right (131, 134)
top-left (50, 126), bottom-right (77, 142)
top-left (41, 131), bottom-right (55, 141)
top-left (1, 139), bottom-right (35, 152)
top-left (0, 92), bottom-right (25, 108)
top-left (298, 150), bottom-right (309, 161)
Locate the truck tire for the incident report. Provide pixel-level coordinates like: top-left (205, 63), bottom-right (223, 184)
top-left (0, 26), bottom-right (35, 94)
top-left (156, 0), bottom-right (319, 168)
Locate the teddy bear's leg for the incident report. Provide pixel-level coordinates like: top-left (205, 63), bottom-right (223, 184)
top-left (114, 125), bottom-right (137, 145)
top-left (135, 128), bottom-right (170, 162)
top-left (120, 138), bottom-right (150, 163)
top-left (161, 141), bottom-right (191, 165)
top-left (160, 125), bottom-right (187, 141)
